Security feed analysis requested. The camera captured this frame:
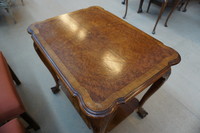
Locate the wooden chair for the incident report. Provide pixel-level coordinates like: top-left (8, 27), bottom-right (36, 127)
top-left (146, 0), bottom-right (180, 34)
top-left (121, 0), bottom-right (180, 34)
top-left (0, 51), bottom-right (40, 131)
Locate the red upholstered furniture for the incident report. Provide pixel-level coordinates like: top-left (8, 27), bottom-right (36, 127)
top-left (0, 51), bottom-right (40, 131)
top-left (0, 118), bottom-right (25, 133)
top-left (0, 52), bottom-right (24, 122)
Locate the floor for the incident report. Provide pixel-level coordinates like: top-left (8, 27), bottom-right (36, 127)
top-left (0, 0), bottom-right (200, 133)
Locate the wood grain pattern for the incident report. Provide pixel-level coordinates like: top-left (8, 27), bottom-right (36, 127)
top-left (28, 6), bottom-right (180, 133)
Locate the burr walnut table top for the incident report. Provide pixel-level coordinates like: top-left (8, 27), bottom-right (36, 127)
top-left (28, 6), bottom-right (180, 114)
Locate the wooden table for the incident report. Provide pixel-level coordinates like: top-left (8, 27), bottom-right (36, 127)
top-left (28, 6), bottom-right (181, 133)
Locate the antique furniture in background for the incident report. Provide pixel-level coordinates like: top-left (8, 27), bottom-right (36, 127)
top-left (0, 51), bottom-right (40, 131)
top-left (146, 0), bottom-right (180, 33)
top-left (0, 0), bottom-right (24, 23)
top-left (0, 0), bottom-right (16, 23)
top-left (28, 6), bottom-right (181, 133)
top-left (178, 0), bottom-right (190, 11)
top-left (122, 0), bottom-right (183, 34)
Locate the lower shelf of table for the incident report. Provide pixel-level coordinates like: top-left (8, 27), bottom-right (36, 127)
top-left (61, 83), bottom-right (139, 132)
top-left (106, 98), bottom-right (139, 132)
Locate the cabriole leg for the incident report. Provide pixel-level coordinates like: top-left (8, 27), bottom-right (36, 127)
top-left (33, 43), bottom-right (60, 94)
top-left (137, 68), bottom-right (171, 118)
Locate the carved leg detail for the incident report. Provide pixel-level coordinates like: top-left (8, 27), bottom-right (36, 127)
top-left (137, 68), bottom-right (171, 118)
top-left (34, 43), bottom-right (60, 94)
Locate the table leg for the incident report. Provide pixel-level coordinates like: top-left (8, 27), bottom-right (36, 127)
top-left (137, 68), bottom-right (171, 118)
top-left (89, 113), bottom-right (116, 133)
top-left (137, 0), bottom-right (144, 13)
top-left (33, 43), bottom-right (60, 94)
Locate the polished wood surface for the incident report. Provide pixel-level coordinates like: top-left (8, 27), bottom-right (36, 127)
top-left (28, 6), bottom-right (181, 133)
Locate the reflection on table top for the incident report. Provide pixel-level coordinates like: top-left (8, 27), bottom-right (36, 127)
top-left (28, 6), bottom-right (180, 112)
